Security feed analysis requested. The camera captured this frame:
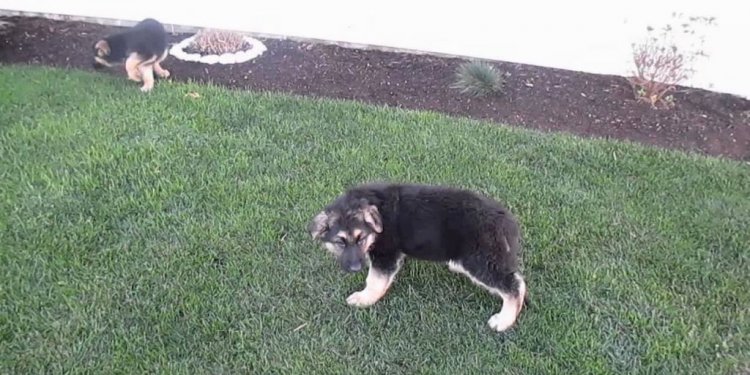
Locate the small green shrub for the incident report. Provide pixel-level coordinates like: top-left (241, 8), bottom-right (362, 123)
top-left (451, 61), bottom-right (506, 97)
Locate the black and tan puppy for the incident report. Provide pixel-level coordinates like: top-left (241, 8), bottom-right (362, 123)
top-left (92, 18), bottom-right (170, 92)
top-left (309, 183), bottom-right (528, 333)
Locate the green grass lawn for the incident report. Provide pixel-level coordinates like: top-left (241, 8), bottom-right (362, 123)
top-left (1, 65), bottom-right (748, 374)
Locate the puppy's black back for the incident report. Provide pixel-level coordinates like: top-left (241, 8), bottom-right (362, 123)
top-left (106, 18), bottom-right (168, 60)
top-left (341, 183), bottom-right (521, 271)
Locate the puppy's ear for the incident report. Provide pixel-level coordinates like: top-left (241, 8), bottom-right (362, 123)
top-left (308, 210), bottom-right (330, 240)
top-left (94, 40), bottom-right (110, 56)
top-left (363, 205), bottom-right (383, 233)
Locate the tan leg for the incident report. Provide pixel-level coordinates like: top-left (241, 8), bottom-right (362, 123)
top-left (448, 261), bottom-right (526, 332)
top-left (153, 62), bottom-right (170, 78)
top-left (346, 255), bottom-right (404, 307)
top-left (125, 53), bottom-right (143, 82)
top-left (153, 51), bottom-right (170, 78)
top-left (487, 274), bottom-right (526, 332)
top-left (138, 64), bottom-right (155, 92)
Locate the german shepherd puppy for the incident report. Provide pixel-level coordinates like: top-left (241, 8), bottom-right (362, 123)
top-left (309, 182), bottom-right (527, 332)
top-left (92, 18), bottom-right (170, 92)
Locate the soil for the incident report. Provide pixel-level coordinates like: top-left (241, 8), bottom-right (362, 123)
top-left (2, 16), bottom-right (749, 160)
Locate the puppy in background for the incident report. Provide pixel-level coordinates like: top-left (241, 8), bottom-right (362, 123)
top-left (92, 18), bottom-right (170, 92)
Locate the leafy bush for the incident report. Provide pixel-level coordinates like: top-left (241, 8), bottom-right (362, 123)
top-left (628, 14), bottom-right (715, 109)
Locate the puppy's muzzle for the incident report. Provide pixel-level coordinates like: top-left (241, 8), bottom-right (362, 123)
top-left (344, 261), bottom-right (362, 273)
top-left (339, 247), bottom-right (364, 273)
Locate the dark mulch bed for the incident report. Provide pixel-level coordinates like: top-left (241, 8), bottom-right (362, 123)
top-left (2, 16), bottom-right (749, 160)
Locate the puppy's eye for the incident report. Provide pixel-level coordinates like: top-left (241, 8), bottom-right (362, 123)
top-left (357, 236), bottom-right (366, 244)
top-left (335, 238), bottom-right (346, 245)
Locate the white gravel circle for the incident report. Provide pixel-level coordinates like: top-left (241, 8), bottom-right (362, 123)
top-left (169, 35), bottom-right (268, 65)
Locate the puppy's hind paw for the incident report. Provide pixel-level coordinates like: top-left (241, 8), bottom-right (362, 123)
top-left (128, 73), bottom-right (142, 82)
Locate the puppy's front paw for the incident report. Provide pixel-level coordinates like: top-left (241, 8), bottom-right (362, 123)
top-left (487, 312), bottom-right (515, 332)
top-left (157, 69), bottom-right (170, 78)
top-left (346, 291), bottom-right (377, 307)
top-left (140, 85), bottom-right (153, 93)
